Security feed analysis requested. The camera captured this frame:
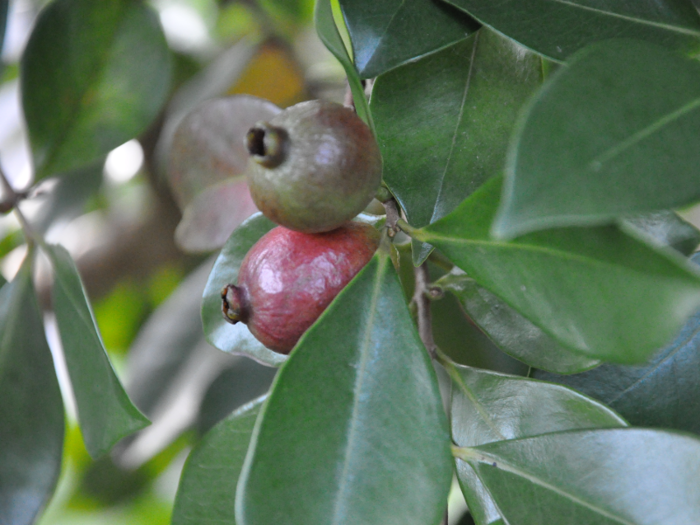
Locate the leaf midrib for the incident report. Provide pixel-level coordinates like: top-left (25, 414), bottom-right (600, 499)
top-left (545, 0), bottom-right (700, 37)
top-left (330, 256), bottom-right (386, 525)
top-left (429, 32), bottom-right (479, 226)
top-left (422, 232), bottom-right (694, 281)
top-left (467, 447), bottom-right (637, 525)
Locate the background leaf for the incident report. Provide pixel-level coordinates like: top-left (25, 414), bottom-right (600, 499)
top-left (439, 271), bottom-right (600, 374)
top-left (45, 243), bottom-right (149, 459)
top-left (339, 0), bottom-right (477, 78)
top-left (371, 29), bottom-right (541, 264)
top-left (0, 0), bottom-right (8, 63)
top-left (0, 257), bottom-right (64, 525)
top-left (442, 0), bottom-right (700, 61)
top-left (202, 213), bottom-right (286, 367)
top-left (494, 40), bottom-right (700, 238)
top-left (459, 428), bottom-right (700, 525)
top-left (167, 95), bottom-right (279, 211)
top-left (314, 0), bottom-right (373, 129)
top-left (21, 0), bottom-right (172, 179)
top-left (448, 363), bottom-right (625, 525)
top-left (415, 177), bottom-right (700, 363)
top-left (172, 396), bottom-right (265, 525)
top-left (236, 251), bottom-right (452, 525)
top-left (534, 252), bottom-right (700, 435)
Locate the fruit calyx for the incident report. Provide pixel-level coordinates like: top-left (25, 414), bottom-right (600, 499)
top-left (221, 284), bottom-right (250, 324)
top-left (246, 122), bottom-right (288, 168)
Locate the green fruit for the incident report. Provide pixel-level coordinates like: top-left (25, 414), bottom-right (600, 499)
top-left (245, 100), bottom-right (382, 233)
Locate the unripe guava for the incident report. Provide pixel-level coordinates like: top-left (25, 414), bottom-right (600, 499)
top-left (221, 222), bottom-right (380, 353)
top-left (245, 100), bottom-right (382, 233)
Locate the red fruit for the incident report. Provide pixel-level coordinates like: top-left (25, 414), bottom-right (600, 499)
top-left (221, 222), bottom-right (380, 354)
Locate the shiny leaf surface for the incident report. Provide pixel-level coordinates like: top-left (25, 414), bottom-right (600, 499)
top-left (202, 213), bottom-right (285, 367)
top-left (45, 243), bottom-right (149, 458)
top-left (0, 257), bottom-right (64, 525)
top-left (21, 0), bottom-right (171, 179)
top-left (172, 396), bottom-right (265, 525)
top-left (535, 251), bottom-right (700, 435)
top-left (371, 30), bottom-right (541, 264)
top-left (339, 0), bottom-right (477, 78)
top-left (447, 363), bottom-right (625, 525)
top-left (494, 40), bottom-right (700, 238)
top-left (236, 250), bottom-right (452, 525)
top-left (439, 271), bottom-right (600, 374)
top-left (457, 428), bottom-right (700, 525)
top-left (414, 177), bottom-right (700, 363)
top-left (443, 0), bottom-right (700, 60)
top-left (315, 0), bottom-right (373, 130)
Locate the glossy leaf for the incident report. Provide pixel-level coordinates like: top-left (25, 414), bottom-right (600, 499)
top-left (0, 257), bottom-right (64, 525)
top-left (534, 255), bottom-right (700, 435)
top-left (371, 30), bottom-right (541, 264)
top-left (45, 243), bottom-right (149, 458)
top-left (236, 250), bottom-right (452, 525)
top-left (439, 271), bottom-right (599, 374)
top-left (494, 40), bottom-right (700, 238)
top-left (447, 363), bottom-right (625, 525)
top-left (315, 0), bottom-right (373, 130)
top-left (202, 213), bottom-right (286, 367)
top-left (443, 0), bottom-right (700, 61)
top-left (413, 177), bottom-right (700, 363)
top-left (456, 428), bottom-right (700, 525)
top-left (621, 211), bottom-right (700, 256)
top-left (339, 0), bottom-right (477, 78)
top-left (172, 396), bottom-right (265, 525)
top-left (21, 0), bottom-right (172, 179)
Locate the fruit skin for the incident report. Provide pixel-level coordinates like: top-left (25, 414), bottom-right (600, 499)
top-left (246, 100), bottom-right (382, 233)
top-left (222, 222), bottom-right (380, 353)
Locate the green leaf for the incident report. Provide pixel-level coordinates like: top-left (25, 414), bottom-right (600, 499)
top-left (439, 272), bottom-right (599, 374)
top-left (314, 0), bottom-right (373, 131)
top-left (172, 396), bottom-right (265, 525)
top-left (371, 30), bottom-right (541, 264)
top-left (456, 428), bottom-right (700, 525)
top-left (621, 211), bottom-right (700, 256)
top-left (44, 243), bottom-right (149, 459)
top-left (0, 257), bottom-right (64, 525)
top-left (339, 0), bottom-right (478, 78)
top-left (442, 0), bottom-right (700, 61)
top-left (236, 250), bottom-right (452, 525)
top-left (414, 177), bottom-right (700, 363)
top-left (494, 40), bottom-right (700, 238)
top-left (447, 363), bottom-right (625, 525)
top-left (202, 213), bottom-right (286, 367)
top-left (534, 253), bottom-right (700, 435)
top-left (21, 0), bottom-right (172, 180)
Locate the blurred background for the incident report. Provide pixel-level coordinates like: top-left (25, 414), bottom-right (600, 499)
top-left (0, 0), bottom-right (344, 522)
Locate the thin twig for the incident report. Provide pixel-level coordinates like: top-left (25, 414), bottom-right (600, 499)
top-left (0, 164), bottom-right (25, 214)
top-left (382, 197), bottom-right (401, 238)
top-left (413, 262), bottom-right (437, 360)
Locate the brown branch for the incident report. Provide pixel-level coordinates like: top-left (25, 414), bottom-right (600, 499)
top-left (382, 197), bottom-right (401, 238)
top-left (413, 262), bottom-right (437, 360)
